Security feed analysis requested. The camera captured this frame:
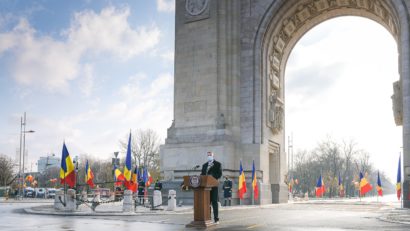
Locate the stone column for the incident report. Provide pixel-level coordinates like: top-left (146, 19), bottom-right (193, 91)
top-left (122, 190), bottom-right (133, 212)
top-left (166, 190), bottom-right (176, 211)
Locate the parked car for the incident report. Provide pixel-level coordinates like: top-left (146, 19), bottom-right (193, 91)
top-left (46, 188), bottom-right (56, 198)
top-left (35, 188), bottom-right (46, 198)
top-left (24, 187), bottom-right (35, 198)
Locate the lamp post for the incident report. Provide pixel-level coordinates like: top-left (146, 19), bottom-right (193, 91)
top-left (112, 152), bottom-right (119, 191)
top-left (18, 112), bottom-right (35, 199)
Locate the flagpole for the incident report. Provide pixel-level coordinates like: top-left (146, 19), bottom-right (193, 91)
top-left (376, 179), bottom-right (378, 203)
top-left (400, 151), bottom-right (403, 209)
top-left (64, 173), bottom-right (66, 206)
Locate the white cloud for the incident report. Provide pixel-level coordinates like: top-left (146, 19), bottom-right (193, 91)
top-left (157, 0), bottom-right (175, 13)
top-left (2, 19), bottom-right (81, 93)
top-left (0, 6), bottom-right (161, 93)
top-left (66, 6), bottom-right (161, 59)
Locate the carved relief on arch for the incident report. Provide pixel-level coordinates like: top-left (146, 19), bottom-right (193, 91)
top-left (265, 0), bottom-right (400, 135)
top-left (268, 0), bottom-right (398, 63)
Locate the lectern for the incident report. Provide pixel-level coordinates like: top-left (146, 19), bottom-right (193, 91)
top-left (183, 175), bottom-right (219, 227)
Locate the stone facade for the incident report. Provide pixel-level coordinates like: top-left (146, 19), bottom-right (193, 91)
top-left (161, 0), bottom-right (410, 207)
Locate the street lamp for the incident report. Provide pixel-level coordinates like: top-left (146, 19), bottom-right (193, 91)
top-left (112, 152), bottom-right (119, 191)
top-left (18, 112), bottom-right (35, 199)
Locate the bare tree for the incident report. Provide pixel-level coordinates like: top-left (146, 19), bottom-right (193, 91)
top-left (291, 137), bottom-right (387, 198)
top-left (120, 129), bottom-right (161, 178)
top-left (312, 137), bottom-right (342, 197)
top-left (341, 139), bottom-right (357, 197)
top-left (0, 154), bottom-right (16, 186)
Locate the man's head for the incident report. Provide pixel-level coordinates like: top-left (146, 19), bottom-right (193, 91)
top-left (207, 151), bottom-right (214, 162)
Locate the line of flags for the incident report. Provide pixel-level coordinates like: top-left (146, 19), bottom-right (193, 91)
top-left (58, 131), bottom-right (153, 192)
top-left (311, 154), bottom-right (404, 199)
top-left (57, 139), bottom-right (405, 201)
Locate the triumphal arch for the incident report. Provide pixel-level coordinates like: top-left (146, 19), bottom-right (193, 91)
top-left (160, 0), bottom-right (410, 207)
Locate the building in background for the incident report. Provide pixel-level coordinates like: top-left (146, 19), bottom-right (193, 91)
top-left (37, 154), bottom-right (60, 173)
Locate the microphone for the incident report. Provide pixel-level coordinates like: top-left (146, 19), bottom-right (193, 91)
top-left (188, 165), bottom-right (201, 176)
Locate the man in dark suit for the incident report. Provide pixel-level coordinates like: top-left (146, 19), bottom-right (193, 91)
top-left (200, 151), bottom-right (222, 224)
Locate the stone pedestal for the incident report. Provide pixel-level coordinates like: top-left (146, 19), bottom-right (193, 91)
top-left (153, 190), bottom-right (162, 208)
top-left (109, 192), bottom-right (115, 201)
top-left (81, 191), bottom-right (88, 202)
top-left (122, 190), bottom-right (133, 212)
top-left (167, 190), bottom-right (176, 211)
top-left (54, 190), bottom-right (64, 211)
top-left (65, 189), bottom-right (76, 212)
top-left (93, 191), bottom-right (101, 203)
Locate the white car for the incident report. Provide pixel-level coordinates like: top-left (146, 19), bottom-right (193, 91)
top-left (24, 187), bottom-right (35, 198)
top-left (46, 188), bottom-right (56, 198)
top-left (35, 188), bottom-right (46, 198)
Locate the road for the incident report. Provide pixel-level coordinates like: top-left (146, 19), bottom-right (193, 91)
top-left (1, 197), bottom-right (409, 230)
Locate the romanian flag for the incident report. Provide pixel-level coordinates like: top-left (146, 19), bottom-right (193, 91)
top-left (359, 172), bottom-right (372, 196)
top-left (124, 132), bottom-right (133, 190)
top-left (59, 143), bottom-right (76, 188)
top-left (397, 156), bottom-right (401, 200)
top-left (238, 160), bottom-right (247, 199)
top-left (143, 167), bottom-right (153, 187)
top-left (376, 171), bottom-right (383, 196)
top-left (129, 166), bottom-right (139, 192)
top-left (85, 160), bottom-right (95, 188)
top-left (338, 173), bottom-right (344, 197)
top-left (315, 174), bottom-right (325, 197)
top-left (251, 160), bottom-right (259, 199)
top-left (114, 165), bottom-right (125, 186)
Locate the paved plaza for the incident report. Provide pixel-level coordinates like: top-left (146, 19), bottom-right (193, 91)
top-left (1, 196), bottom-right (410, 230)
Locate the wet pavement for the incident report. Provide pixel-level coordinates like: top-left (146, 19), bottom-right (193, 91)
top-left (1, 196), bottom-right (410, 230)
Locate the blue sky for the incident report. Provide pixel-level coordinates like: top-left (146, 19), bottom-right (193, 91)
top-left (0, 1), bottom-right (402, 182)
top-left (0, 0), bottom-right (175, 167)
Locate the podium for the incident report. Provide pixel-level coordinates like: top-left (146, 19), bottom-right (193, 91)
top-left (183, 175), bottom-right (219, 228)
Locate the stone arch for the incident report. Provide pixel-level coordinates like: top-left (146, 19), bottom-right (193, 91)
top-left (244, 0), bottom-right (409, 206)
top-left (251, 0), bottom-right (401, 142)
top-left (164, 0), bottom-right (410, 206)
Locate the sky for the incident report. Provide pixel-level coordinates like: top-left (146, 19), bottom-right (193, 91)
top-left (0, 1), bottom-right (402, 182)
top-left (285, 16), bottom-right (402, 183)
top-left (0, 0), bottom-right (176, 171)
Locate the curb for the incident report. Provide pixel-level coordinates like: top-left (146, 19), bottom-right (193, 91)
top-left (24, 205), bottom-right (194, 216)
